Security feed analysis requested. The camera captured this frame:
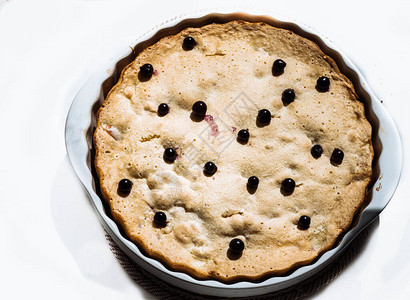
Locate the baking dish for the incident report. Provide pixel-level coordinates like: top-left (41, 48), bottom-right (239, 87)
top-left (65, 8), bottom-right (402, 297)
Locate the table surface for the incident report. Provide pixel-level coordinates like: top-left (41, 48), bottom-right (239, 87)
top-left (1, 0), bottom-right (409, 299)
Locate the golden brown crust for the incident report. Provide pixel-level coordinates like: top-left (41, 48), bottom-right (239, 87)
top-left (93, 21), bottom-right (373, 282)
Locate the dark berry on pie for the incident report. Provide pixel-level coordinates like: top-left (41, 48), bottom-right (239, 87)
top-left (273, 59), bottom-right (286, 74)
top-left (158, 103), bottom-right (169, 116)
top-left (163, 148), bottom-right (177, 162)
top-left (154, 211), bottom-right (167, 227)
top-left (118, 179), bottom-right (133, 194)
top-left (257, 109), bottom-right (271, 125)
top-left (183, 36), bottom-right (196, 50)
top-left (204, 161), bottom-right (217, 175)
top-left (282, 89), bottom-right (295, 105)
top-left (247, 176), bottom-right (259, 189)
top-left (331, 148), bottom-right (344, 165)
top-left (140, 63), bottom-right (154, 78)
top-left (281, 178), bottom-right (295, 194)
top-left (237, 129), bottom-right (250, 143)
top-left (316, 76), bottom-right (330, 92)
top-left (192, 101), bottom-right (207, 116)
top-left (311, 144), bottom-right (323, 159)
top-left (229, 238), bottom-right (245, 254)
top-left (298, 215), bottom-right (311, 230)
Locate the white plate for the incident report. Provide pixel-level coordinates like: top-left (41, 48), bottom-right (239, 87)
top-left (65, 8), bottom-right (402, 297)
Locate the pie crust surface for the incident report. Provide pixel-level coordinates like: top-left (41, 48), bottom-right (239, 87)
top-left (94, 21), bottom-right (373, 282)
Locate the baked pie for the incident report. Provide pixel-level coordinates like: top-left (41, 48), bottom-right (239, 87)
top-left (94, 20), bottom-right (373, 282)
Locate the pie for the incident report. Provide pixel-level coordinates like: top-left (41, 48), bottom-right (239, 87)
top-left (93, 20), bottom-right (373, 282)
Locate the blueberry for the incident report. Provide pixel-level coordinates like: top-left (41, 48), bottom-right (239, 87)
top-left (140, 63), bottom-right (153, 78)
top-left (247, 176), bottom-right (259, 189)
top-left (298, 215), bottom-right (311, 230)
top-left (311, 144), bottom-right (323, 159)
top-left (154, 211), bottom-right (167, 227)
top-left (282, 89), bottom-right (295, 105)
top-left (281, 178), bottom-right (295, 194)
top-left (257, 109), bottom-right (271, 125)
top-left (183, 36), bottom-right (196, 50)
top-left (273, 59), bottom-right (286, 74)
top-left (158, 103), bottom-right (169, 116)
top-left (229, 238), bottom-right (244, 254)
top-left (192, 101), bottom-right (207, 116)
top-left (204, 161), bottom-right (217, 175)
top-left (237, 129), bottom-right (250, 143)
top-left (163, 148), bottom-right (177, 162)
top-left (118, 179), bottom-right (133, 194)
top-left (331, 148), bottom-right (344, 165)
top-left (316, 76), bottom-right (330, 92)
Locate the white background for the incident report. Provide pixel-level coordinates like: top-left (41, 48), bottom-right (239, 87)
top-left (1, 0), bottom-right (409, 299)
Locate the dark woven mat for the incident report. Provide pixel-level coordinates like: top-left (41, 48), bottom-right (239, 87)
top-left (105, 218), bottom-right (377, 299)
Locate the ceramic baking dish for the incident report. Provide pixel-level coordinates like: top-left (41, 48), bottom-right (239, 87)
top-left (65, 8), bottom-right (402, 297)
